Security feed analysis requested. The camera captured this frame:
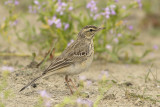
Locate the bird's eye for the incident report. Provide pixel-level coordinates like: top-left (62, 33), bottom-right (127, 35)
top-left (90, 29), bottom-right (93, 32)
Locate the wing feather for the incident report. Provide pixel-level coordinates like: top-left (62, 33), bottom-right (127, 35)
top-left (42, 40), bottom-right (90, 75)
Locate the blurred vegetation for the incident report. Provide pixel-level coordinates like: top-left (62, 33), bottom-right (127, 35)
top-left (0, 0), bottom-right (152, 63)
top-left (0, 71), bottom-right (13, 107)
top-left (141, 0), bottom-right (160, 35)
top-left (142, 0), bottom-right (160, 14)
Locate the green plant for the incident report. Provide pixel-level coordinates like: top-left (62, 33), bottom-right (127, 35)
top-left (1, 0), bottom-right (150, 63)
top-left (0, 71), bottom-right (13, 107)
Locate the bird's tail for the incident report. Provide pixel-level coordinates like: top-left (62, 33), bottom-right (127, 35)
top-left (19, 74), bottom-right (44, 92)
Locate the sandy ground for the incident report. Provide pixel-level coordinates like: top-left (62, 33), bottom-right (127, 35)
top-left (1, 52), bottom-right (160, 107)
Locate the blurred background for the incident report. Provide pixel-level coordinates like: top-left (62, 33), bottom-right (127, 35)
top-left (0, 0), bottom-right (160, 63)
top-left (0, 0), bottom-right (160, 107)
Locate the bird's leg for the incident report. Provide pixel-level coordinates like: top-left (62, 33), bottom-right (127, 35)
top-left (68, 78), bottom-right (78, 91)
top-left (65, 75), bottom-right (73, 94)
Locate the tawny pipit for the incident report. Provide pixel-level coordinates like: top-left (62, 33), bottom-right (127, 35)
top-left (20, 25), bottom-right (105, 94)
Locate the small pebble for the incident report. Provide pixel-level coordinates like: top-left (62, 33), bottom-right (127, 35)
top-left (32, 83), bottom-right (37, 88)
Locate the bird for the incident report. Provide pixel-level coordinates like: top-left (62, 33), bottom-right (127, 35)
top-left (19, 25), bottom-right (105, 94)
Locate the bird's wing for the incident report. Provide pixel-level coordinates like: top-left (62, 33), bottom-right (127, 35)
top-left (42, 40), bottom-right (90, 75)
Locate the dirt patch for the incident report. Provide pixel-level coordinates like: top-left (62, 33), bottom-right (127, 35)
top-left (0, 55), bottom-right (160, 107)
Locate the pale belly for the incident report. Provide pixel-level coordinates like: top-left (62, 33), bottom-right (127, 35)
top-left (67, 53), bottom-right (94, 75)
top-left (43, 53), bottom-right (94, 78)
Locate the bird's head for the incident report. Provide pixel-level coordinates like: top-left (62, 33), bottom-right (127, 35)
top-left (78, 25), bottom-right (105, 40)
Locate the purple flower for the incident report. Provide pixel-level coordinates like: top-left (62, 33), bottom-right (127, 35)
top-left (39, 90), bottom-right (50, 98)
top-left (85, 99), bottom-right (93, 107)
top-left (45, 101), bottom-right (51, 107)
top-left (39, 90), bottom-right (51, 107)
top-left (86, 0), bottom-right (98, 13)
top-left (79, 75), bottom-right (86, 81)
top-left (48, 16), bottom-right (62, 28)
top-left (86, 0), bottom-right (100, 20)
top-left (115, 0), bottom-right (118, 2)
top-left (106, 44), bottom-right (112, 50)
top-left (101, 70), bottom-right (109, 77)
top-left (33, 9), bottom-right (37, 13)
top-left (68, 6), bottom-right (73, 11)
top-left (102, 7), bottom-right (110, 19)
top-left (77, 98), bottom-right (82, 103)
top-left (93, 14), bottom-right (100, 20)
top-left (11, 20), bottom-right (18, 26)
top-left (153, 45), bottom-right (159, 50)
top-left (56, 6), bottom-right (63, 15)
top-left (110, 29), bottom-right (113, 34)
top-left (28, 5), bottom-right (37, 13)
top-left (52, 17), bottom-right (61, 27)
top-left (86, 80), bottom-right (92, 86)
top-left (113, 38), bottom-right (119, 43)
top-left (56, 1), bottom-right (67, 15)
top-left (67, 39), bottom-right (74, 47)
top-left (76, 98), bottom-right (93, 107)
top-left (110, 5), bottom-right (116, 9)
top-left (1, 66), bottom-right (14, 72)
top-left (99, 70), bottom-right (109, 79)
top-left (4, 0), bottom-right (19, 5)
top-left (14, 0), bottom-right (19, 5)
top-left (48, 16), bottom-right (56, 26)
top-left (64, 23), bottom-right (69, 30)
top-left (128, 25), bottom-right (133, 30)
top-left (136, 0), bottom-right (142, 9)
top-left (34, 0), bottom-right (39, 5)
top-left (117, 33), bottom-right (122, 37)
top-left (56, 21), bottom-right (62, 28)
top-left (3, 17), bottom-right (6, 21)
top-left (111, 10), bottom-right (116, 15)
top-left (37, 5), bottom-right (41, 10)
top-left (4, 0), bottom-right (12, 5)
top-left (122, 5), bottom-right (126, 9)
top-left (102, 5), bottom-right (116, 19)
top-left (110, 5), bottom-right (116, 15)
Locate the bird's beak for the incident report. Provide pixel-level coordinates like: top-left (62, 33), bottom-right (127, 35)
top-left (97, 27), bottom-right (106, 31)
